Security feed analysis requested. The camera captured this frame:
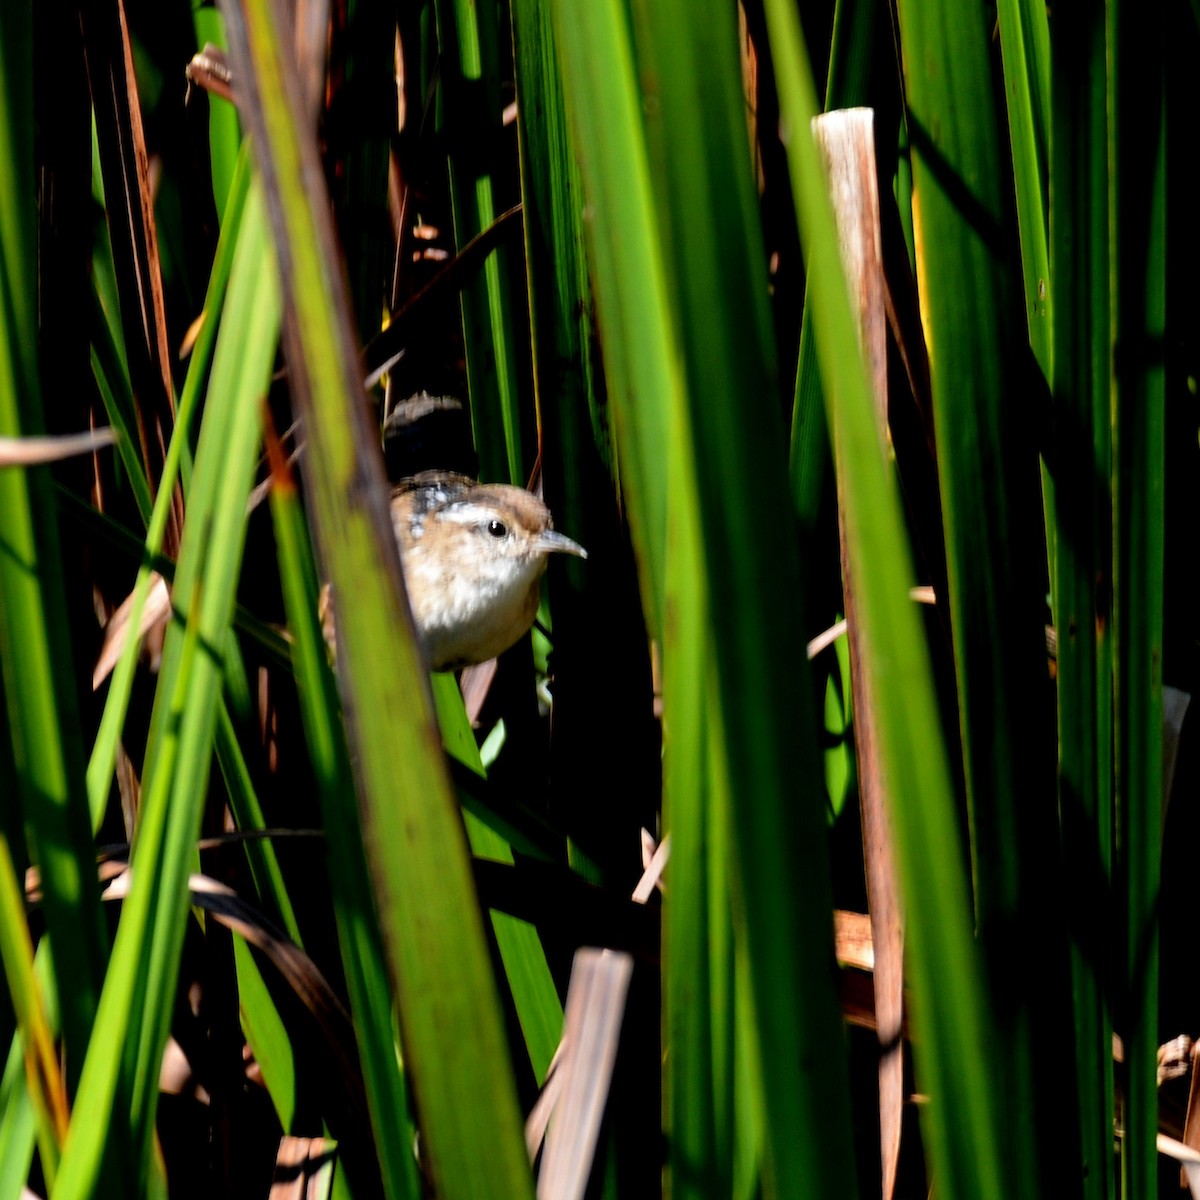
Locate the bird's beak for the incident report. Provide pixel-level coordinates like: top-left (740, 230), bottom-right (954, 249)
top-left (537, 530), bottom-right (588, 559)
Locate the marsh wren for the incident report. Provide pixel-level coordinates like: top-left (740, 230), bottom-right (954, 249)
top-left (323, 472), bottom-right (586, 672)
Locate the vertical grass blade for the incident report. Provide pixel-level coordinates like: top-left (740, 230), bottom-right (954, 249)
top-left (213, 701), bottom-right (303, 943)
top-left (543, 0), bottom-right (675, 635)
top-left (510, 0), bottom-right (607, 486)
top-left (542, 7), bottom-right (714, 1189)
top-left (87, 148), bottom-right (252, 824)
top-left (430, 673), bottom-right (562, 1085)
top-left (0, 0), bottom-right (109, 1096)
top-left (511, 0), bottom-right (657, 886)
top-left (662, 479), bottom-right (728, 1198)
top-left (190, 8), bottom-right (243, 221)
top-left (1048, 2), bottom-right (1115, 1195)
top-left (891, 1), bottom-right (1081, 1193)
top-left (635, 0), bottom-right (863, 1184)
top-left (53, 181), bottom-right (281, 1199)
top-left (218, 2), bottom-right (535, 1195)
top-left (1108, 0), bottom-right (1166, 1192)
top-left (0, 1031), bottom-right (38, 1200)
top-left (762, 3), bottom-right (1015, 1198)
top-left (269, 458), bottom-right (421, 1200)
top-left (0, 836), bottom-right (67, 1188)
top-left (554, 0), bottom-right (860, 1192)
top-left (434, 0), bottom-right (528, 484)
top-left (996, 0), bottom-right (1052, 373)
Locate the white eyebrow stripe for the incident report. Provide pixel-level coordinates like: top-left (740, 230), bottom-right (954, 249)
top-left (440, 503), bottom-right (505, 527)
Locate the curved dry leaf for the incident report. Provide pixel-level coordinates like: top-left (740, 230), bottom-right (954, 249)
top-left (185, 874), bottom-right (363, 1114)
top-left (93, 571), bottom-right (173, 689)
top-left (66, 860), bottom-right (367, 1122)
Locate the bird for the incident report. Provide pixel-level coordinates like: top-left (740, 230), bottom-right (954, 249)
top-left (323, 472), bottom-right (586, 672)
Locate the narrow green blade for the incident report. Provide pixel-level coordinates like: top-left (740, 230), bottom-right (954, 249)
top-left (217, 2), bottom-right (535, 1195)
top-left (892, 1), bottom-right (1080, 1192)
top-left (1049, 2), bottom-right (1115, 1195)
top-left (1108, 1), bottom-right (1166, 1193)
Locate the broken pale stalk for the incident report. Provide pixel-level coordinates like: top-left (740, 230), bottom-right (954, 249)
top-left (814, 107), bottom-right (905, 1200)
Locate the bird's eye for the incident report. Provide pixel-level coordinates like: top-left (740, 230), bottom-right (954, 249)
top-left (487, 519), bottom-right (508, 538)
